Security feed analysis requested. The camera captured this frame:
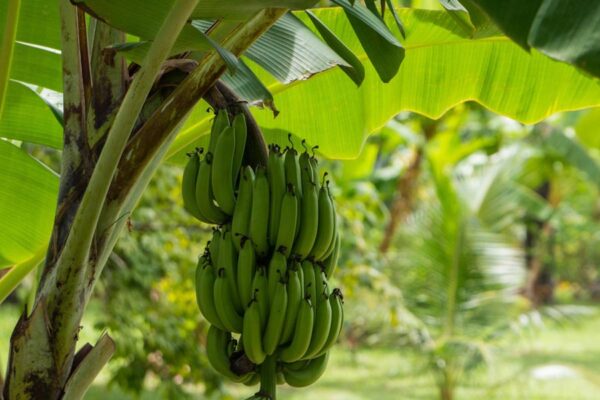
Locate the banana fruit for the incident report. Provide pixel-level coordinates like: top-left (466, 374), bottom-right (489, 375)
top-left (190, 112), bottom-right (344, 396)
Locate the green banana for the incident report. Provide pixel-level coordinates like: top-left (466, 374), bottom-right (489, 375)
top-left (279, 265), bottom-right (303, 345)
top-left (195, 153), bottom-right (229, 224)
top-left (214, 268), bottom-right (243, 333)
top-left (208, 228), bottom-right (221, 264)
top-left (303, 288), bottom-right (332, 359)
top-left (251, 266), bottom-right (269, 328)
top-left (323, 233), bottom-right (340, 278)
top-left (299, 150), bottom-right (313, 186)
top-left (243, 372), bottom-right (260, 387)
top-left (206, 325), bottom-right (250, 382)
top-left (325, 183), bottom-right (338, 258)
top-left (231, 166), bottom-right (255, 251)
top-left (313, 264), bottom-right (327, 308)
top-left (182, 152), bottom-right (208, 222)
top-left (292, 176), bottom-right (319, 259)
top-left (295, 259), bottom-right (305, 290)
top-left (284, 146), bottom-right (302, 198)
top-left (268, 250), bottom-right (287, 300)
top-left (219, 231), bottom-right (242, 313)
top-left (232, 113), bottom-right (247, 185)
top-left (310, 183), bottom-right (335, 260)
top-left (301, 260), bottom-right (317, 305)
top-left (320, 193), bottom-right (338, 262)
top-left (243, 299), bottom-right (267, 364)
top-left (275, 184), bottom-right (298, 256)
top-left (262, 280), bottom-right (288, 355)
top-left (249, 167), bottom-right (270, 257)
top-left (267, 145), bottom-right (286, 246)
top-left (280, 297), bottom-right (314, 363)
top-left (309, 153), bottom-right (320, 186)
top-left (237, 238), bottom-right (256, 309)
top-left (283, 352), bottom-right (330, 387)
top-left (317, 288), bottom-right (344, 356)
top-left (284, 359), bottom-right (310, 372)
top-left (195, 257), bottom-right (226, 331)
top-left (211, 126), bottom-right (236, 214)
top-left (209, 109), bottom-right (230, 155)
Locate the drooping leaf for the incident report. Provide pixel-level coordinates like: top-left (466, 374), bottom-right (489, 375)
top-left (192, 24), bottom-right (241, 75)
top-left (331, 0), bottom-right (404, 82)
top-left (0, 140), bottom-right (58, 267)
top-left (305, 10), bottom-right (365, 85)
top-left (384, 0), bottom-right (406, 38)
top-left (467, 0), bottom-right (543, 49)
top-left (439, 0), bottom-right (502, 39)
top-left (221, 58), bottom-right (277, 113)
top-left (438, 0), bottom-right (473, 32)
top-left (528, 1), bottom-right (600, 79)
top-left (467, 0), bottom-right (600, 78)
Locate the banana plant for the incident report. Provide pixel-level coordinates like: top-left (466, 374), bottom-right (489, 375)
top-left (0, 0), bottom-right (406, 398)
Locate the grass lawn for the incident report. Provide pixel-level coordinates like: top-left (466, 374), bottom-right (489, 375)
top-left (1, 304), bottom-right (599, 399)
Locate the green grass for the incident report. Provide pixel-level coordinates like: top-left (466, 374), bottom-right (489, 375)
top-left (1, 304), bottom-right (599, 399)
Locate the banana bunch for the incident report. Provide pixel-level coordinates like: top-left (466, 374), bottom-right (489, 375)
top-left (184, 110), bottom-right (344, 397)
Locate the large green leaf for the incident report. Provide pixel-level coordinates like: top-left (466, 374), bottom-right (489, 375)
top-left (169, 8), bottom-right (600, 161)
top-left (0, 140), bottom-right (58, 268)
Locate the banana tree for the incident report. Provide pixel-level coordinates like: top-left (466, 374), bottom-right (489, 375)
top-left (1, 0), bottom-right (600, 398)
top-left (0, 0), bottom-right (409, 397)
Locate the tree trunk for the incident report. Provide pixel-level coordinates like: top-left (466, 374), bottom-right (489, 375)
top-left (440, 385), bottom-right (453, 400)
top-left (523, 182), bottom-right (555, 306)
top-left (380, 120), bottom-right (436, 253)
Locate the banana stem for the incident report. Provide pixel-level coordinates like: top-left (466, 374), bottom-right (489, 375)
top-left (259, 355), bottom-right (277, 400)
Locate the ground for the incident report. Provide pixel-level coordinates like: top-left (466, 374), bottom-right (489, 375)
top-left (1, 305), bottom-right (599, 399)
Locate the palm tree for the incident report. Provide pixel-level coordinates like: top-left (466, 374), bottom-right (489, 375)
top-left (387, 141), bottom-right (531, 400)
